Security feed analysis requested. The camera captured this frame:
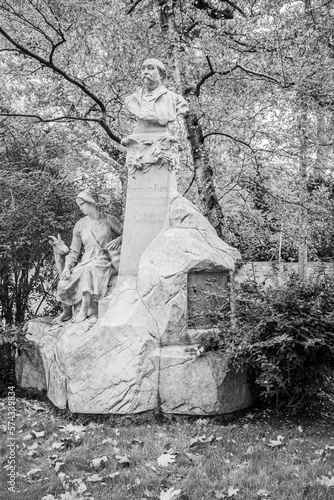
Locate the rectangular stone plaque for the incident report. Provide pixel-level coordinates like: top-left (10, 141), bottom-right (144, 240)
top-left (118, 166), bottom-right (177, 277)
top-left (187, 271), bottom-right (230, 328)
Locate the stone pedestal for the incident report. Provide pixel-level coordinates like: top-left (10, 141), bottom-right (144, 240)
top-left (118, 165), bottom-right (177, 277)
top-left (16, 193), bottom-right (253, 415)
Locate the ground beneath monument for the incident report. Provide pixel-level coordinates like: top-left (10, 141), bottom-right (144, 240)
top-left (1, 392), bottom-right (333, 500)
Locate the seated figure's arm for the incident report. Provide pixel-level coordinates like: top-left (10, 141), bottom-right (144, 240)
top-left (176, 93), bottom-right (189, 116)
top-left (106, 216), bottom-right (123, 250)
top-left (61, 223), bottom-right (82, 279)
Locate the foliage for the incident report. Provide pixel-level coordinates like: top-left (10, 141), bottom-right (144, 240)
top-left (1, 0), bottom-right (334, 318)
top-left (201, 275), bottom-right (334, 410)
top-left (0, 122), bottom-right (78, 323)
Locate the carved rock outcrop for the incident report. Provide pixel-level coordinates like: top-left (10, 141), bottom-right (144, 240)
top-left (17, 192), bottom-right (253, 414)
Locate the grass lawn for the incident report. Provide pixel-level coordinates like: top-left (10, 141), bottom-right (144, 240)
top-left (1, 393), bottom-right (334, 500)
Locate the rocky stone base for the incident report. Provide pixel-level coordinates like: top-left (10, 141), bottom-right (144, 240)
top-left (16, 323), bottom-right (252, 415)
top-left (16, 192), bottom-right (253, 415)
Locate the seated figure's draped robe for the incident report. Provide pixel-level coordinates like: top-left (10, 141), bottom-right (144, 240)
top-left (58, 213), bottom-right (122, 306)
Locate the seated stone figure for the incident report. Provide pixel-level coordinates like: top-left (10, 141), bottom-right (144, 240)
top-left (57, 190), bottom-right (122, 323)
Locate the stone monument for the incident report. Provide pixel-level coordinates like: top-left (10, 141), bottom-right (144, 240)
top-left (16, 59), bottom-right (253, 415)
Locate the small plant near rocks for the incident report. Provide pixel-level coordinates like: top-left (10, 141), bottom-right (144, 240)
top-left (200, 274), bottom-right (334, 411)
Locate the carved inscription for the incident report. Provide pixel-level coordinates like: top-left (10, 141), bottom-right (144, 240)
top-left (187, 271), bottom-right (230, 328)
top-left (118, 167), bottom-right (175, 276)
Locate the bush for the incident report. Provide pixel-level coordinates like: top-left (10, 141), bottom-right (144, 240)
top-left (201, 275), bottom-right (334, 410)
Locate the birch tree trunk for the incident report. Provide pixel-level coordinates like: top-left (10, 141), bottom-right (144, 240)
top-left (298, 109), bottom-right (308, 281)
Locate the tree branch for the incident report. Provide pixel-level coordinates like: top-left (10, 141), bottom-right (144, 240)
top-left (0, 25), bottom-right (121, 143)
top-left (183, 170), bottom-right (196, 196)
top-left (219, 0), bottom-right (246, 17)
top-left (203, 131), bottom-right (255, 151)
top-left (127, 0), bottom-right (145, 14)
top-left (0, 112), bottom-right (121, 144)
top-left (185, 58), bottom-right (285, 97)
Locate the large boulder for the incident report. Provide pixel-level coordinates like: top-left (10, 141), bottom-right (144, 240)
top-left (17, 192), bottom-right (253, 414)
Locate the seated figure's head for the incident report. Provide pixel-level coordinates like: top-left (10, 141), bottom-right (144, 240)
top-left (76, 190), bottom-right (98, 216)
top-left (141, 58), bottom-right (167, 90)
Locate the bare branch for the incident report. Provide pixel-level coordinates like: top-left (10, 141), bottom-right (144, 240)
top-left (183, 170), bottom-right (196, 196)
top-left (127, 0), bottom-right (145, 14)
top-left (203, 131), bottom-right (255, 151)
top-left (0, 25), bottom-right (121, 143)
top-left (235, 63), bottom-right (282, 85)
top-left (185, 59), bottom-right (284, 97)
top-left (219, 0), bottom-right (246, 18)
top-left (0, 112), bottom-right (121, 144)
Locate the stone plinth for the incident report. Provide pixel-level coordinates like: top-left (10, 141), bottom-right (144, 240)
top-left (16, 192), bottom-right (253, 415)
top-left (118, 165), bottom-right (177, 277)
top-left (153, 346), bottom-right (253, 414)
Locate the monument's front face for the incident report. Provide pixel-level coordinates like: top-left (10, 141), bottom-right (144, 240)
top-left (119, 68), bottom-right (187, 278)
top-left (16, 61), bottom-right (253, 415)
top-left (118, 164), bottom-right (177, 277)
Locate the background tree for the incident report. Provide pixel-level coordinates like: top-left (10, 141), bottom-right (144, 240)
top-left (1, 0), bottom-right (334, 322)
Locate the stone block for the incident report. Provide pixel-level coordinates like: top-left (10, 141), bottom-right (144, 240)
top-left (153, 346), bottom-right (253, 415)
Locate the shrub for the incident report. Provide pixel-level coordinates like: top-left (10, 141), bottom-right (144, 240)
top-left (201, 274), bottom-right (334, 410)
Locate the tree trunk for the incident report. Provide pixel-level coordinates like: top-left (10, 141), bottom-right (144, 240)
top-left (154, 0), bottom-right (225, 237)
top-left (298, 109), bottom-right (308, 281)
top-left (184, 112), bottom-right (224, 237)
top-left (0, 267), bottom-right (13, 324)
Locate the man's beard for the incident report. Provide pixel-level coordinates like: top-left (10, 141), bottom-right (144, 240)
top-left (143, 75), bottom-right (160, 89)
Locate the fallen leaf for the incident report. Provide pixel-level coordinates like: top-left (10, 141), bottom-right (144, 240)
top-left (160, 487), bottom-right (182, 500)
top-left (185, 452), bottom-right (201, 462)
top-left (227, 486), bottom-right (239, 497)
top-left (101, 437), bottom-right (118, 445)
top-left (28, 442), bottom-right (39, 450)
top-left (246, 446), bottom-right (254, 455)
top-left (23, 433), bottom-right (34, 441)
top-left (78, 483), bottom-right (87, 494)
top-left (267, 435), bottom-right (285, 447)
top-left (115, 454), bottom-right (130, 466)
top-left (52, 441), bottom-right (65, 450)
top-left (157, 453), bottom-right (176, 467)
top-left (316, 475), bottom-right (334, 487)
top-left (257, 489), bottom-right (270, 498)
top-left (190, 435), bottom-right (215, 447)
top-left (54, 462), bottom-right (65, 472)
top-left (27, 468), bottom-right (42, 478)
top-left (59, 423), bottom-right (86, 434)
top-left (32, 430), bottom-right (45, 438)
top-left (145, 462), bottom-right (158, 472)
top-left (90, 455), bottom-right (108, 470)
top-left (59, 493), bottom-right (77, 500)
top-left (107, 471), bottom-right (120, 479)
top-left (130, 438), bottom-right (143, 446)
top-left (86, 473), bottom-right (104, 482)
top-left (214, 491), bottom-right (225, 499)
